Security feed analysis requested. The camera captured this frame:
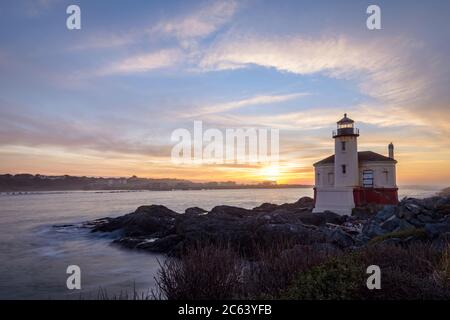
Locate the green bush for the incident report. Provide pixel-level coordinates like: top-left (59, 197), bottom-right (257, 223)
top-left (282, 254), bottom-right (365, 300)
top-left (281, 243), bottom-right (450, 300)
top-left (369, 228), bottom-right (427, 245)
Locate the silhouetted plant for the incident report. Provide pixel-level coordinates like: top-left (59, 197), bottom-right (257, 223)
top-left (155, 242), bottom-right (242, 300)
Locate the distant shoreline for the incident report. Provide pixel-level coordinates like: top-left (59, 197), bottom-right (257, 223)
top-left (0, 173), bottom-right (313, 193)
top-left (0, 184), bottom-right (313, 194)
top-left (0, 173), bottom-right (447, 194)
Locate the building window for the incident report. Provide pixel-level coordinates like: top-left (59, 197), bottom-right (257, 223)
top-left (317, 173), bottom-right (320, 184)
top-left (363, 170), bottom-right (374, 187)
top-left (328, 172), bottom-right (334, 184)
top-left (341, 141), bottom-right (346, 151)
top-left (342, 165), bottom-right (346, 174)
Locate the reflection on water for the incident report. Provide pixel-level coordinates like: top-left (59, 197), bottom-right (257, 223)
top-left (0, 187), bottom-right (441, 299)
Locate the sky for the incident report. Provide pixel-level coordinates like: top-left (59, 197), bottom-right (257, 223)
top-left (0, 0), bottom-right (449, 186)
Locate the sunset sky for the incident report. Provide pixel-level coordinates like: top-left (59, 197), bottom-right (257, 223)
top-left (0, 0), bottom-right (449, 186)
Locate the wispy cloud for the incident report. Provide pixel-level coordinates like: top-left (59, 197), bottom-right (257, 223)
top-left (188, 92), bottom-right (309, 116)
top-left (71, 0), bottom-right (240, 52)
top-left (197, 103), bottom-right (431, 131)
top-left (152, 0), bottom-right (239, 42)
top-left (198, 33), bottom-right (435, 105)
top-left (98, 48), bottom-right (183, 75)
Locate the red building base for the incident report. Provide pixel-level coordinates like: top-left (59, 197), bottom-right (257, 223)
top-left (313, 187), bottom-right (398, 208)
top-left (353, 187), bottom-right (398, 206)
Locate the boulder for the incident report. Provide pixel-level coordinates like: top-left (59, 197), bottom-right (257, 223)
top-left (375, 205), bottom-right (397, 222)
top-left (92, 205), bottom-right (177, 237)
top-left (185, 207), bottom-right (207, 215)
top-left (84, 194), bottom-right (450, 255)
top-left (425, 222), bottom-right (450, 238)
top-left (252, 202), bottom-right (280, 213)
top-left (136, 234), bottom-right (184, 253)
top-left (208, 205), bottom-right (252, 218)
top-left (436, 204), bottom-right (450, 216)
top-left (296, 211), bottom-right (346, 226)
top-left (362, 220), bottom-right (386, 238)
top-left (324, 228), bottom-right (355, 248)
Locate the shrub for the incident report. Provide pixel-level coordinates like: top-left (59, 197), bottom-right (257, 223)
top-left (154, 243), bottom-right (242, 300)
top-left (282, 243), bottom-right (450, 300)
top-left (154, 240), bottom-right (450, 300)
top-left (282, 253), bottom-right (365, 300)
top-left (245, 242), bottom-right (340, 299)
top-left (369, 228), bottom-right (427, 245)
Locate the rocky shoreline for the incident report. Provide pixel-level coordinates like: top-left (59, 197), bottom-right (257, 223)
top-left (81, 194), bottom-right (450, 255)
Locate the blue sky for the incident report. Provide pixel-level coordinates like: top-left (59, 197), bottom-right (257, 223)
top-left (0, 0), bottom-right (449, 185)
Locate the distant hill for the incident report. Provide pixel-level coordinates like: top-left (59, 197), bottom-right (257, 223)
top-left (0, 174), bottom-right (311, 192)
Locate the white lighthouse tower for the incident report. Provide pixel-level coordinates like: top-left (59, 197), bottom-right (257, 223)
top-left (333, 114), bottom-right (359, 187)
top-left (313, 114), bottom-right (398, 216)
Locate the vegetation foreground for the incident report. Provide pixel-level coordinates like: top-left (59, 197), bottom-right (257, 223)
top-left (58, 192), bottom-right (450, 300)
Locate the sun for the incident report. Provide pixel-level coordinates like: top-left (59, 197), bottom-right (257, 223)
top-left (260, 165), bottom-right (280, 182)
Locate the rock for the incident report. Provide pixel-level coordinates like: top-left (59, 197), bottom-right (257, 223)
top-left (417, 214), bottom-right (435, 223)
top-left (92, 205), bottom-right (178, 237)
top-left (352, 203), bottom-right (383, 220)
top-left (398, 206), bottom-right (417, 221)
top-left (255, 223), bottom-right (326, 245)
top-left (404, 203), bottom-right (422, 215)
top-left (394, 219), bottom-right (416, 232)
top-left (380, 215), bottom-right (401, 232)
top-left (208, 205), bottom-right (252, 218)
top-left (136, 234), bottom-right (183, 253)
top-left (436, 204), bottom-right (450, 216)
top-left (375, 205), bottom-right (397, 222)
top-left (293, 197), bottom-right (315, 208)
top-left (325, 228), bottom-right (355, 248)
top-left (362, 220), bottom-right (386, 238)
top-left (251, 197), bottom-right (314, 213)
top-left (297, 210), bottom-right (346, 226)
top-left (85, 194), bottom-right (450, 255)
top-left (425, 222), bottom-right (450, 238)
top-left (439, 188), bottom-right (450, 197)
top-left (185, 207), bottom-right (207, 215)
top-left (252, 202), bottom-right (279, 212)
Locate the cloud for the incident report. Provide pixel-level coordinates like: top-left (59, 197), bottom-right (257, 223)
top-left (69, 32), bottom-right (139, 51)
top-left (188, 92), bottom-right (309, 116)
top-left (152, 0), bottom-right (239, 41)
top-left (98, 48), bottom-right (183, 75)
top-left (196, 103), bottom-right (430, 131)
top-left (196, 31), bottom-right (450, 140)
top-left (0, 107), bottom-right (173, 158)
top-left (71, 0), bottom-right (239, 52)
top-left (198, 33), bottom-right (436, 104)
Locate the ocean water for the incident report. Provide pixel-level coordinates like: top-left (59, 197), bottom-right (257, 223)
top-left (0, 187), bottom-right (441, 299)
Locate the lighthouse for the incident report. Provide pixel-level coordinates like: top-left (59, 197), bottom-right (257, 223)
top-left (333, 113), bottom-right (359, 187)
top-left (313, 114), bottom-right (398, 215)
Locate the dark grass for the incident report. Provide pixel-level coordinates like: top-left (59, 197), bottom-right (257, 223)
top-left (154, 239), bottom-right (450, 300)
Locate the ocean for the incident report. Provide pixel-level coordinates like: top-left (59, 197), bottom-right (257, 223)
top-left (0, 187), bottom-right (442, 299)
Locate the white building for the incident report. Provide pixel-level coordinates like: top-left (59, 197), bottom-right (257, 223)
top-left (313, 114), bottom-right (398, 215)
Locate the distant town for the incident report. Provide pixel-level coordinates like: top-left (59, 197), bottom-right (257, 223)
top-left (0, 174), bottom-right (311, 192)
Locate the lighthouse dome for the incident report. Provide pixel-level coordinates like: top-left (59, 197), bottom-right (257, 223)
top-left (337, 113), bottom-right (354, 124)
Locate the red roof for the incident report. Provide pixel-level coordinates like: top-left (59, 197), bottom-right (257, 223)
top-left (313, 151), bottom-right (397, 166)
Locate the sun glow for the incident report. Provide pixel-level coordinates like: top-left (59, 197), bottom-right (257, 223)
top-left (260, 165), bottom-right (280, 182)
